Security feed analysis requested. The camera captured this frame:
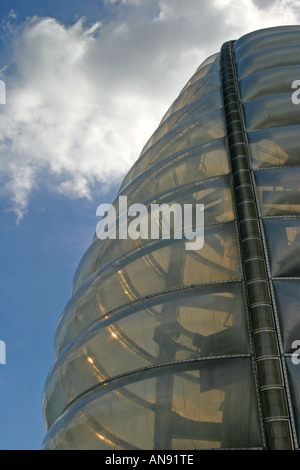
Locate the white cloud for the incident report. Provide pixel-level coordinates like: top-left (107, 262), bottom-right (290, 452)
top-left (0, 0), bottom-right (299, 221)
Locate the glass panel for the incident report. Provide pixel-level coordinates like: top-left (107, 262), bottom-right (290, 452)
top-left (234, 26), bottom-right (300, 54)
top-left (255, 167), bottom-right (300, 216)
top-left (235, 29), bottom-right (300, 62)
top-left (195, 53), bottom-right (220, 72)
top-left (273, 280), bottom-right (300, 353)
top-left (239, 66), bottom-right (300, 102)
top-left (56, 222), bottom-right (241, 355)
top-left (285, 358), bottom-right (300, 445)
top-left (143, 86), bottom-right (222, 154)
top-left (119, 110), bottom-right (225, 192)
top-left (117, 138), bottom-right (228, 201)
top-left (236, 44), bottom-right (300, 80)
top-left (263, 218), bottom-right (300, 277)
top-left (123, 140), bottom-right (229, 208)
top-left (73, 174), bottom-right (233, 292)
top-left (179, 59), bottom-right (220, 95)
top-left (248, 126), bottom-right (300, 168)
top-left (43, 282), bottom-right (249, 428)
top-left (177, 53), bottom-right (220, 100)
top-left (243, 93), bottom-right (300, 131)
top-left (42, 359), bottom-right (263, 450)
top-left (158, 73), bottom-right (221, 127)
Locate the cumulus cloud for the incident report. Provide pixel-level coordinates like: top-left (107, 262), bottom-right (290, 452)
top-left (0, 0), bottom-right (299, 222)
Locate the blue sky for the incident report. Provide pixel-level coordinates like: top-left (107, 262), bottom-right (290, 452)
top-left (0, 0), bottom-right (299, 450)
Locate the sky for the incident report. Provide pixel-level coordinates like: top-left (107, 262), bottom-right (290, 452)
top-left (0, 0), bottom-right (299, 450)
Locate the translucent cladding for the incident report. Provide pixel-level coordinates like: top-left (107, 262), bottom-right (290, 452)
top-left (177, 56), bottom-right (220, 96)
top-left (142, 75), bottom-right (222, 154)
top-left (285, 359), bottom-right (300, 443)
top-left (235, 27), bottom-right (300, 134)
top-left (263, 218), bottom-right (300, 277)
top-left (273, 280), bottom-right (300, 353)
top-left (158, 53), bottom-right (220, 125)
top-left (161, 72), bottom-right (220, 120)
top-left (234, 27), bottom-right (300, 62)
top-left (119, 140), bottom-right (229, 214)
top-left (42, 359), bottom-right (263, 450)
top-left (236, 44), bottom-right (300, 80)
top-left (72, 172), bottom-right (233, 293)
top-left (43, 282), bottom-right (249, 429)
top-left (118, 53), bottom-right (222, 192)
top-left (248, 126), bottom-right (300, 168)
top-left (55, 221), bottom-right (240, 357)
top-left (243, 93), bottom-right (300, 131)
top-left (239, 65), bottom-right (300, 102)
top-left (195, 53), bottom-right (220, 72)
top-left (119, 110), bottom-right (225, 192)
top-left (234, 26), bottom-right (300, 51)
top-left (254, 167), bottom-right (300, 216)
top-left (234, 26), bottom-right (300, 80)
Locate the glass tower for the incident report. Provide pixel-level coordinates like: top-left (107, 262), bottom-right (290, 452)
top-left (42, 26), bottom-right (300, 450)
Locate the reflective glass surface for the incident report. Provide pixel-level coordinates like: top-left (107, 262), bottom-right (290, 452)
top-left (42, 359), bottom-right (262, 450)
top-left (44, 281), bottom-right (249, 429)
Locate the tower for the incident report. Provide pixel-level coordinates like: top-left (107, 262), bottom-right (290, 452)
top-left (42, 25), bottom-right (300, 450)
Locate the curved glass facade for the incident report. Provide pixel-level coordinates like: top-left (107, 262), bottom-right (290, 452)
top-left (42, 26), bottom-right (300, 450)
